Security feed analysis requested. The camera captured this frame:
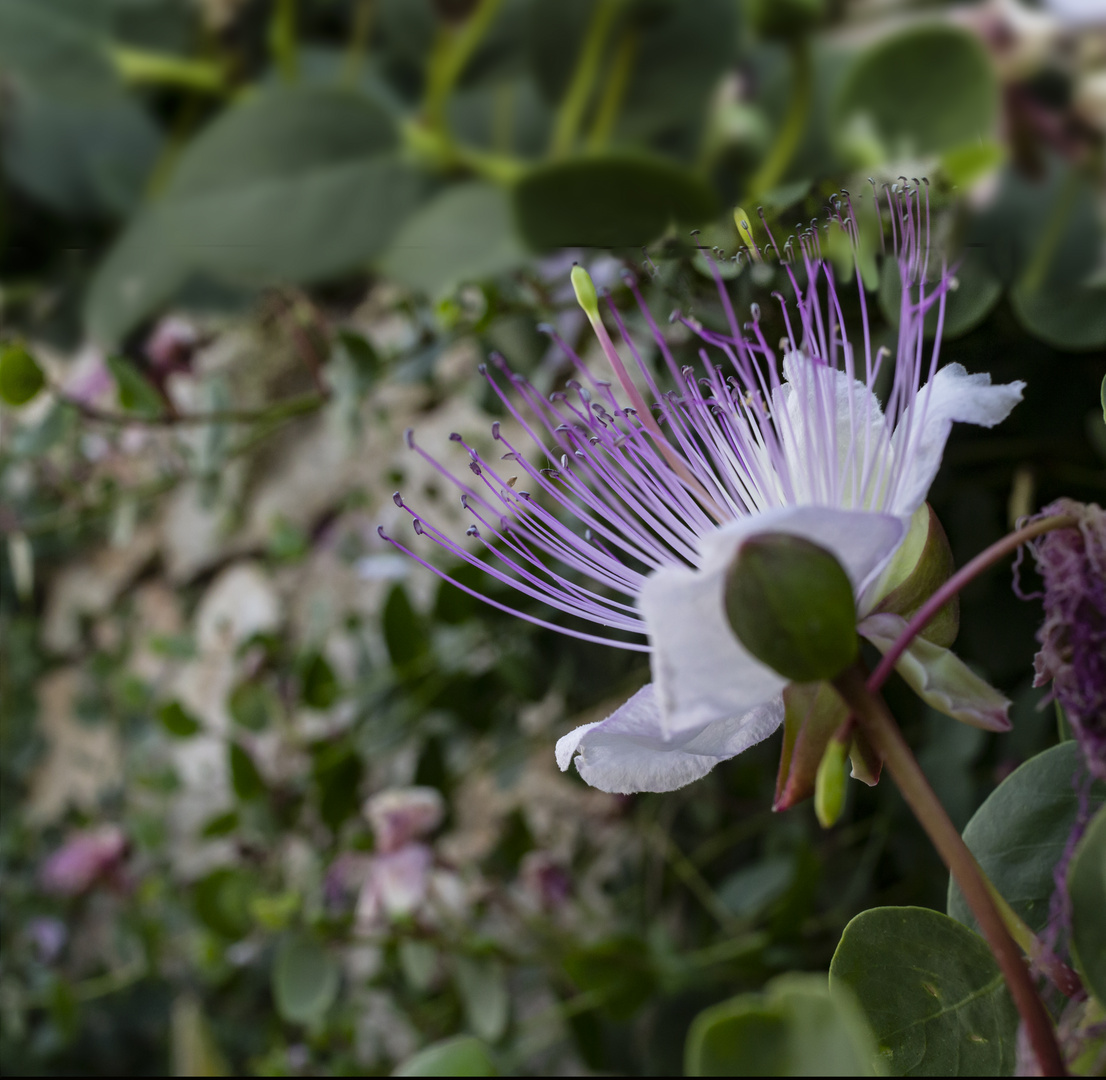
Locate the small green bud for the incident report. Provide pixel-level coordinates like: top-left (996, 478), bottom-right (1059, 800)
top-left (0, 342), bottom-right (46, 406)
top-left (814, 735), bottom-right (848, 828)
top-left (724, 533), bottom-right (859, 683)
top-left (571, 263), bottom-right (600, 325)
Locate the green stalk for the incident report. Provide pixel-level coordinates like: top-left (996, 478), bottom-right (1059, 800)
top-left (269, 0), bottom-right (298, 82)
top-left (341, 0), bottom-right (375, 85)
top-left (423, 0), bottom-right (507, 140)
top-left (585, 25), bottom-right (638, 151)
top-left (745, 38), bottom-right (811, 200)
top-left (832, 666), bottom-right (1067, 1077)
top-left (549, 0), bottom-right (624, 158)
top-left (110, 47), bottom-right (226, 94)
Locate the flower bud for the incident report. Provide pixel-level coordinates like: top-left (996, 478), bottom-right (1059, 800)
top-left (814, 736), bottom-right (848, 828)
top-left (571, 264), bottom-right (601, 325)
top-left (724, 533), bottom-right (859, 683)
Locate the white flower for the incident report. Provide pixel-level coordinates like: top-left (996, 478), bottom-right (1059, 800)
top-left (384, 185), bottom-right (1024, 794)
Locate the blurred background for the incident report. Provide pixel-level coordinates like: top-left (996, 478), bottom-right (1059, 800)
top-left (1, 0), bottom-right (1104, 1074)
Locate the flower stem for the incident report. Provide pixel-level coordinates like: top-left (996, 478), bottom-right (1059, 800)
top-left (832, 665), bottom-right (1066, 1077)
top-left (745, 38), bottom-right (811, 199)
top-left (867, 513), bottom-right (1078, 695)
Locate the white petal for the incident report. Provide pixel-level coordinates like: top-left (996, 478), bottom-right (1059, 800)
top-left (641, 506), bottom-right (904, 737)
top-left (891, 364), bottom-right (1024, 516)
top-left (556, 684), bottom-right (784, 794)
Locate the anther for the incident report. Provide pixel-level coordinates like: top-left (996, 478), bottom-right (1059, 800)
top-left (392, 492), bottom-right (404, 507)
top-left (449, 432), bottom-right (463, 442)
top-left (412, 519), bottom-right (424, 535)
top-left (491, 421), bottom-right (501, 439)
top-left (405, 428), bottom-right (415, 448)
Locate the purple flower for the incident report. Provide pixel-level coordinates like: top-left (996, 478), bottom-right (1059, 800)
top-left (39, 825), bottom-right (127, 896)
top-left (382, 185), bottom-right (1024, 794)
top-left (1032, 499), bottom-right (1106, 780)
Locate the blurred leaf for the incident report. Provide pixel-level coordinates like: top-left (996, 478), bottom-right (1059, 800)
top-left (685, 973), bottom-right (879, 1076)
top-left (106, 355), bottom-right (162, 416)
top-left (312, 743), bottom-right (363, 832)
top-left (200, 810), bottom-right (238, 838)
top-left (878, 250), bottom-right (1002, 341)
top-left (383, 584), bottom-right (429, 670)
top-left (250, 892), bottom-right (300, 933)
top-left (157, 700), bottom-right (201, 738)
top-left (380, 181), bottom-right (528, 297)
top-left (948, 742), bottom-right (1106, 934)
top-left (564, 936), bottom-right (656, 1020)
top-left (830, 906), bottom-right (1016, 1076)
top-left (300, 652), bottom-right (340, 710)
top-left (833, 26), bottom-right (998, 163)
top-left (746, 0), bottom-right (824, 41)
top-left (0, 342), bottom-right (46, 406)
top-left (716, 856), bottom-right (794, 919)
top-left (0, 0), bottom-right (160, 216)
top-left (513, 152), bottom-right (718, 248)
top-left (272, 934), bottom-right (340, 1027)
top-left (393, 1034), bottom-right (497, 1076)
top-left (1069, 805), bottom-right (1106, 1006)
top-left (941, 142), bottom-right (1005, 190)
top-left (336, 329), bottom-right (383, 387)
top-left (228, 681), bottom-right (273, 732)
top-left (85, 85), bottom-right (427, 346)
top-left (193, 868), bottom-right (255, 938)
top-left (527, 0), bottom-right (593, 105)
top-left (454, 956), bottom-right (510, 1043)
top-left (228, 741), bottom-right (265, 801)
top-left (170, 993), bottom-right (228, 1077)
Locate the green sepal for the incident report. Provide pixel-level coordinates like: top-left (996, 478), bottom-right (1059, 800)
top-left (725, 533), bottom-right (859, 684)
top-left (859, 613), bottom-right (1011, 731)
top-left (870, 503), bottom-right (958, 647)
top-left (775, 682), bottom-right (882, 811)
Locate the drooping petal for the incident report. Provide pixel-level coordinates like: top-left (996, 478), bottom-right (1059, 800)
top-left (554, 683), bottom-right (784, 794)
top-left (641, 506), bottom-right (904, 737)
top-left (891, 364), bottom-right (1025, 517)
top-left (859, 612), bottom-right (1012, 731)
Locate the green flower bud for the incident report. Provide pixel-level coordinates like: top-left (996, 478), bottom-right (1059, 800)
top-left (814, 735), bottom-right (848, 828)
top-left (724, 533), bottom-right (859, 683)
top-left (571, 264), bottom-right (600, 326)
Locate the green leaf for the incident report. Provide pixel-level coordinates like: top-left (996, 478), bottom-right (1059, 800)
top-left (0, 0), bottom-right (160, 216)
top-left (157, 700), bottom-right (201, 738)
top-left (685, 973), bottom-right (880, 1076)
top-left (85, 85), bottom-right (427, 346)
top-left (830, 907), bottom-right (1017, 1076)
top-left (393, 1034), bottom-right (497, 1077)
top-left (563, 936), bottom-right (656, 1020)
top-left (1069, 805), bottom-right (1106, 1006)
top-left (878, 249), bottom-right (1002, 342)
top-left (454, 956), bottom-right (510, 1044)
top-left (0, 343), bottom-right (46, 406)
top-left (833, 26), bottom-right (998, 163)
top-left (383, 584), bottom-right (429, 671)
top-left (228, 741), bottom-right (265, 801)
top-left (513, 152), bottom-right (718, 249)
top-left (272, 934), bottom-right (340, 1027)
top-left (300, 652), bottom-right (339, 710)
top-left (380, 181), bottom-right (528, 298)
top-left (311, 743), bottom-right (363, 832)
top-left (948, 742), bottom-right (1106, 934)
top-left (227, 681), bottom-right (273, 732)
top-left (106, 355), bottom-right (162, 416)
top-left (193, 867), bottom-right (255, 939)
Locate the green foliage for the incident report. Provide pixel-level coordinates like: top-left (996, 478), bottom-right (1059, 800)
top-left (1069, 806), bottom-right (1106, 1006)
top-left (513, 152), bottom-right (718, 249)
top-left (685, 973), bottom-right (879, 1076)
top-left (229, 740), bottom-right (266, 801)
top-left (0, 343), bottom-right (46, 406)
top-left (393, 1034), bottom-right (497, 1076)
top-left (830, 907), bottom-right (1018, 1076)
top-left (833, 26), bottom-right (998, 162)
top-left (948, 743), bottom-right (1106, 934)
top-left (271, 934), bottom-right (340, 1027)
top-left (156, 700), bottom-right (201, 738)
top-left (106, 354), bottom-right (162, 415)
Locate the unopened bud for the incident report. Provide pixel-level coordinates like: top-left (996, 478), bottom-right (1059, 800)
top-left (571, 264), bottom-right (600, 325)
top-left (733, 207), bottom-right (761, 261)
top-left (724, 533), bottom-right (859, 683)
top-left (814, 735), bottom-right (848, 828)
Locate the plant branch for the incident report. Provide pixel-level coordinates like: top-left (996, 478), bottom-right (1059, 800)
top-left (833, 665), bottom-right (1067, 1077)
top-left (745, 38), bottom-right (811, 199)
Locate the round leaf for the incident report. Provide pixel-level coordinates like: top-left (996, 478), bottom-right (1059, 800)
top-left (513, 152), bottom-right (718, 249)
top-left (833, 26), bottom-right (998, 161)
top-left (1069, 805), bottom-right (1106, 1006)
top-left (948, 742), bottom-right (1106, 934)
top-left (685, 973), bottom-right (879, 1076)
top-left (393, 1034), bottom-right (497, 1077)
top-left (272, 934), bottom-right (340, 1027)
top-left (0, 343), bottom-right (46, 406)
top-left (830, 906), bottom-right (1018, 1076)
